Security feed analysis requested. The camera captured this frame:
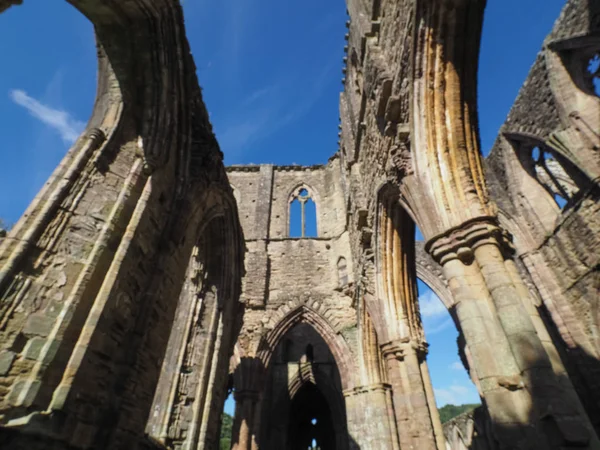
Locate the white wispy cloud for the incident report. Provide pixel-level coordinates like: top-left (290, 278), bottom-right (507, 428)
top-left (419, 289), bottom-right (446, 318)
top-left (434, 384), bottom-right (471, 406)
top-left (450, 361), bottom-right (464, 371)
top-left (217, 60), bottom-right (336, 157)
top-left (9, 89), bottom-right (84, 144)
top-left (418, 289), bottom-right (453, 336)
top-left (424, 318), bottom-right (453, 336)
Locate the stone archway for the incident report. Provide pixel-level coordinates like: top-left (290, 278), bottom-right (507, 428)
top-left (258, 322), bottom-right (349, 450)
top-left (229, 305), bottom-right (355, 450)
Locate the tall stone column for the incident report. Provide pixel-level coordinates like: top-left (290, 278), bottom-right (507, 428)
top-left (231, 390), bottom-right (259, 450)
top-left (381, 339), bottom-right (437, 450)
top-left (427, 221), bottom-right (600, 447)
top-left (409, 1), bottom-right (600, 447)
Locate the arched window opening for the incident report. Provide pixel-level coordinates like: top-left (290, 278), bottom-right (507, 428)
top-left (509, 136), bottom-right (590, 211)
top-left (529, 145), bottom-right (578, 208)
top-left (556, 43), bottom-right (600, 98)
top-left (0, 3), bottom-right (96, 225)
top-left (416, 279), bottom-right (481, 414)
top-left (306, 344), bottom-right (314, 362)
top-left (261, 322), bottom-right (348, 449)
top-left (220, 388), bottom-right (235, 450)
top-left (289, 187), bottom-right (318, 238)
top-left (290, 197), bottom-right (303, 237)
top-left (337, 257), bottom-right (348, 287)
top-left (288, 383), bottom-right (336, 450)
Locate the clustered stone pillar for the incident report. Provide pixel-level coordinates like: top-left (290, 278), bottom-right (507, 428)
top-left (375, 190), bottom-right (443, 449)
top-left (427, 221), bottom-right (599, 448)
top-left (381, 339), bottom-right (438, 450)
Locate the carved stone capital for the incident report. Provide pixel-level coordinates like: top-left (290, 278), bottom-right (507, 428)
top-left (380, 338), bottom-right (428, 361)
top-left (425, 217), bottom-right (514, 265)
top-left (88, 127), bottom-right (106, 146)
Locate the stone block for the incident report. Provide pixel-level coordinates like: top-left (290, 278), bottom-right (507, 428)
top-left (22, 337), bottom-right (46, 360)
top-left (22, 314), bottom-right (56, 338)
top-left (7, 378), bottom-right (42, 407)
top-left (0, 350), bottom-right (16, 376)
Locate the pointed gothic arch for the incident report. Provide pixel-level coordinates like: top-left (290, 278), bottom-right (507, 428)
top-left (257, 305), bottom-right (355, 390)
top-left (256, 310), bottom-right (352, 450)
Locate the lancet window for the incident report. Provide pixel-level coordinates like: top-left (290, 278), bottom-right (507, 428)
top-left (289, 186), bottom-right (317, 237)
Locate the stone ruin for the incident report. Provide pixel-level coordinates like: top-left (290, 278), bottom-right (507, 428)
top-left (0, 0), bottom-right (599, 449)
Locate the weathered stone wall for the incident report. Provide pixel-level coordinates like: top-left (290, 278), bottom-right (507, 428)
top-left (226, 161), bottom-right (369, 450)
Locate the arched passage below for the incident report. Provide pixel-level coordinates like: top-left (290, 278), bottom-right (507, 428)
top-left (258, 321), bottom-right (350, 450)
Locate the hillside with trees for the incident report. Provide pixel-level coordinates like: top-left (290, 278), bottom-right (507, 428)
top-left (438, 403), bottom-right (480, 423)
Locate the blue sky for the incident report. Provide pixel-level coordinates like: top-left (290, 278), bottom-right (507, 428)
top-left (0, 0), bottom-right (567, 412)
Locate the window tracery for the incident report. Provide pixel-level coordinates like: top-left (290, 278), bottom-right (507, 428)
top-left (289, 187), bottom-right (317, 237)
top-left (524, 142), bottom-right (584, 209)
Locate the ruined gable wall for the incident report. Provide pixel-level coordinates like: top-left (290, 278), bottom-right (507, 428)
top-left (227, 161), bottom-right (357, 366)
top-left (484, 0), bottom-right (600, 433)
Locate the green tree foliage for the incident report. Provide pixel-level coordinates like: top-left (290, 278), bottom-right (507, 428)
top-left (438, 403), bottom-right (480, 423)
top-left (220, 412), bottom-right (234, 450)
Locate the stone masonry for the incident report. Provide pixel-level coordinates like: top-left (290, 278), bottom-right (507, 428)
top-left (0, 0), bottom-right (599, 449)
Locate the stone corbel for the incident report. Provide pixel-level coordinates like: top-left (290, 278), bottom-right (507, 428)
top-left (425, 217), bottom-right (515, 265)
